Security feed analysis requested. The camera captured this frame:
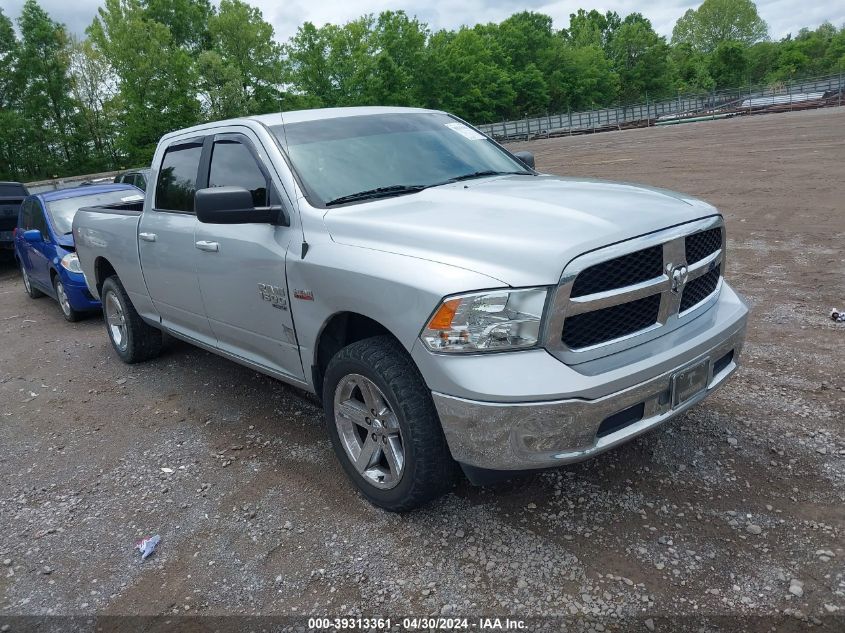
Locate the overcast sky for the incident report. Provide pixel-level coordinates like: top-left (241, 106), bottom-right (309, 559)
top-left (2, 0), bottom-right (844, 43)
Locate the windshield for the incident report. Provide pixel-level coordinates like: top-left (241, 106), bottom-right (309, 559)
top-left (47, 190), bottom-right (143, 234)
top-left (270, 112), bottom-right (530, 206)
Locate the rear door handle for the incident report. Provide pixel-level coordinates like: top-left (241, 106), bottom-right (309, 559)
top-left (195, 240), bottom-right (219, 252)
top-left (139, 232), bottom-right (157, 242)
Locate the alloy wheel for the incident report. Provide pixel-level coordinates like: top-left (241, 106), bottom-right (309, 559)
top-left (56, 281), bottom-right (71, 316)
top-left (333, 373), bottom-right (405, 490)
top-left (104, 291), bottom-right (128, 352)
top-left (22, 268), bottom-right (32, 294)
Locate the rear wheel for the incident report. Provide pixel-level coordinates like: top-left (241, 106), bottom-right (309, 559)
top-left (101, 275), bottom-right (162, 364)
top-left (53, 276), bottom-right (82, 322)
top-left (21, 264), bottom-right (44, 299)
top-left (323, 336), bottom-right (457, 511)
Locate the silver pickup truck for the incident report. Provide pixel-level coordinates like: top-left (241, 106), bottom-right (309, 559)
top-left (73, 106), bottom-right (748, 511)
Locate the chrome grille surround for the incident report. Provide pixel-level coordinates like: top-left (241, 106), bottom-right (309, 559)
top-left (544, 216), bottom-right (726, 364)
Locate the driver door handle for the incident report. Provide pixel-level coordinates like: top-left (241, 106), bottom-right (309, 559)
top-left (195, 240), bottom-right (219, 252)
top-left (139, 232), bottom-right (156, 242)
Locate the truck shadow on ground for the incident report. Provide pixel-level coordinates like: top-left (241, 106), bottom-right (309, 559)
top-left (146, 329), bottom-right (732, 514)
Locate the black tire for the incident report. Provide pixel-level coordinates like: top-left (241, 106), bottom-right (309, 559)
top-left (20, 264), bottom-right (44, 298)
top-left (100, 275), bottom-right (162, 364)
top-left (323, 335), bottom-right (457, 511)
top-left (53, 276), bottom-right (82, 322)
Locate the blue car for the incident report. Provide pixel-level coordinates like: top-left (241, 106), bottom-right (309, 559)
top-left (14, 184), bottom-right (144, 322)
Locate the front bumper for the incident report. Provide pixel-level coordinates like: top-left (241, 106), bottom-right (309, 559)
top-left (427, 283), bottom-right (748, 471)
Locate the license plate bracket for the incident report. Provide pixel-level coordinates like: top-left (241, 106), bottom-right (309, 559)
top-left (671, 359), bottom-right (710, 408)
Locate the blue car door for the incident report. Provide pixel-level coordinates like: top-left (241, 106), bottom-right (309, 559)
top-left (27, 200), bottom-right (54, 291)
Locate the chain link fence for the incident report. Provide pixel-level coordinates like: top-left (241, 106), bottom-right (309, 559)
top-left (477, 73), bottom-right (845, 141)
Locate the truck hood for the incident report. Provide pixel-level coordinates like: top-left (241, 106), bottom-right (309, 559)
top-left (322, 175), bottom-right (719, 287)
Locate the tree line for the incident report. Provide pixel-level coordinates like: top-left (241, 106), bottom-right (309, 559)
top-left (1, 0), bottom-right (844, 181)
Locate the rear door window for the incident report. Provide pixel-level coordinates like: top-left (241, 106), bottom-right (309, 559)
top-left (20, 199), bottom-right (34, 230)
top-left (155, 140), bottom-right (204, 212)
top-left (208, 138), bottom-right (269, 207)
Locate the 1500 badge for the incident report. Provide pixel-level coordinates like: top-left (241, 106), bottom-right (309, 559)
top-left (258, 283), bottom-right (288, 310)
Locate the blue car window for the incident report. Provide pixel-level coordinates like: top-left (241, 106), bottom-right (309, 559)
top-left (31, 203), bottom-right (50, 238)
top-left (19, 199), bottom-right (34, 230)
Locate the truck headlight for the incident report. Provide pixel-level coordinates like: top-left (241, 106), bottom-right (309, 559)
top-left (421, 288), bottom-right (548, 353)
top-left (60, 253), bottom-right (83, 274)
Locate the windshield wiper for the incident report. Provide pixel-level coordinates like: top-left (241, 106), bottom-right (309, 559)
top-left (325, 185), bottom-right (427, 206)
top-left (444, 170), bottom-right (533, 184)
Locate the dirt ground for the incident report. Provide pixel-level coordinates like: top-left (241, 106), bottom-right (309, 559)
top-left (1, 107), bottom-right (843, 632)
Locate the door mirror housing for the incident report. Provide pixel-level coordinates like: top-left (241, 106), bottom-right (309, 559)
top-left (195, 186), bottom-right (287, 225)
top-left (23, 229), bottom-right (43, 244)
top-left (513, 151), bottom-right (535, 169)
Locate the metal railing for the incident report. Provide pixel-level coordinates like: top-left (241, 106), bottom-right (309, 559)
top-left (477, 73), bottom-right (845, 141)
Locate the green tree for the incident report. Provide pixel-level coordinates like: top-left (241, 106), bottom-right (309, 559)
top-left (16, 0), bottom-right (78, 173)
top-left (424, 28), bottom-right (514, 122)
top-left (365, 11), bottom-right (428, 106)
top-left (825, 26), bottom-right (845, 76)
top-left (493, 11), bottom-right (555, 70)
top-left (484, 12), bottom-right (554, 116)
top-left (68, 37), bottom-right (118, 168)
top-left (285, 11), bottom-right (429, 108)
top-left (89, 0), bottom-right (200, 164)
top-left (141, 0), bottom-right (212, 52)
top-left (324, 17), bottom-right (373, 105)
top-left (206, 0), bottom-right (283, 114)
top-left (672, 0), bottom-right (768, 52)
top-left (565, 9), bottom-right (621, 50)
top-left (284, 22), bottom-right (335, 106)
top-left (197, 49), bottom-right (246, 119)
top-left (609, 14), bottom-right (674, 102)
top-left (0, 8), bottom-right (17, 108)
top-left (0, 8), bottom-right (26, 179)
top-left (546, 39), bottom-right (619, 111)
top-left (511, 64), bottom-right (549, 116)
top-left (708, 40), bottom-right (749, 87)
top-left (745, 40), bottom-right (779, 83)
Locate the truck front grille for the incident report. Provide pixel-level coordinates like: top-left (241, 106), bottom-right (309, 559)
top-left (685, 227), bottom-right (722, 264)
top-left (562, 294), bottom-right (660, 348)
top-left (680, 264), bottom-right (721, 312)
top-left (570, 245), bottom-right (663, 297)
top-left (547, 218), bottom-right (725, 357)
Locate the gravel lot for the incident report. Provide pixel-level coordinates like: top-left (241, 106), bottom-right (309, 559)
top-left (1, 107), bottom-right (843, 632)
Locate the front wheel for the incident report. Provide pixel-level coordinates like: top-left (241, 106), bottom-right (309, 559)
top-left (101, 275), bottom-right (162, 364)
top-left (54, 276), bottom-right (82, 322)
top-left (323, 336), bottom-right (457, 511)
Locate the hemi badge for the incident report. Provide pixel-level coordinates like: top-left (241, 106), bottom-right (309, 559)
top-left (294, 289), bottom-right (314, 301)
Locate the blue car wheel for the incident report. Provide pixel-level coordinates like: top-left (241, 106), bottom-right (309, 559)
top-left (53, 276), bottom-right (82, 322)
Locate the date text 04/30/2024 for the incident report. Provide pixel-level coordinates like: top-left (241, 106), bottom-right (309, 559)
top-left (307, 617), bottom-right (527, 630)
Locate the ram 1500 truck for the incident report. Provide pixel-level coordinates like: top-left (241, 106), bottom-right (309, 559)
top-left (73, 107), bottom-right (748, 511)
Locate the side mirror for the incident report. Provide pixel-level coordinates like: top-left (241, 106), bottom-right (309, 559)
top-left (195, 186), bottom-right (284, 225)
top-left (513, 151), bottom-right (535, 169)
top-left (23, 229), bottom-right (43, 244)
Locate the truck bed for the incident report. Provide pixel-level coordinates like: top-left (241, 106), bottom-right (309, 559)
top-left (73, 201), bottom-right (147, 303)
